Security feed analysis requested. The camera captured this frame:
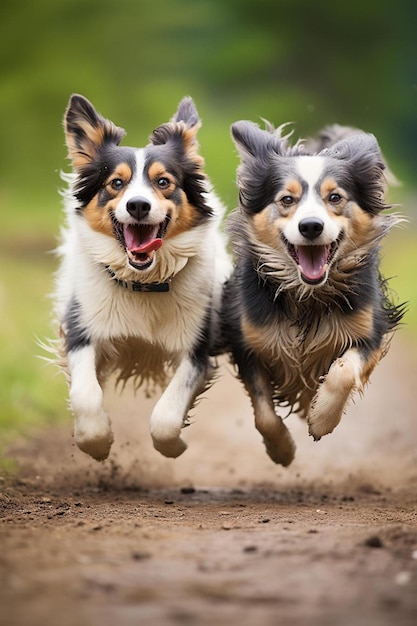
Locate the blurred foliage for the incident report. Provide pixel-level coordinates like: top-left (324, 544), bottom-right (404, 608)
top-left (382, 229), bottom-right (417, 331)
top-left (0, 0), bottom-right (416, 214)
top-left (0, 0), bottom-right (416, 440)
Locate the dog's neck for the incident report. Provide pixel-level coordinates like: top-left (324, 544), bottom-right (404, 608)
top-left (104, 266), bottom-right (171, 293)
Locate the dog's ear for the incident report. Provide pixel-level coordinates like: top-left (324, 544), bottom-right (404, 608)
top-left (149, 97), bottom-right (202, 164)
top-left (231, 121), bottom-right (265, 157)
top-left (150, 98), bottom-right (208, 211)
top-left (324, 132), bottom-right (383, 168)
top-left (171, 96), bottom-right (200, 128)
top-left (231, 121), bottom-right (285, 160)
top-left (231, 122), bottom-right (287, 214)
top-left (325, 133), bottom-right (388, 213)
top-left (64, 94), bottom-right (125, 169)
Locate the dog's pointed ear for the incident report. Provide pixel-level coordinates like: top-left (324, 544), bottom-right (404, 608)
top-left (231, 121), bottom-right (285, 160)
top-left (171, 96), bottom-right (200, 128)
top-left (231, 121), bottom-right (263, 157)
top-left (64, 94), bottom-right (125, 169)
top-left (324, 133), bottom-right (388, 213)
top-left (231, 121), bottom-right (286, 214)
top-left (149, 97), bottom-right (202, 163)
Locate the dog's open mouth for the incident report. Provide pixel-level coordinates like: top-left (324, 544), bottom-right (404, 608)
top-left (113, 217), bottom-right (170, 270)
top-left (286, 240), bottom-right (340, 285)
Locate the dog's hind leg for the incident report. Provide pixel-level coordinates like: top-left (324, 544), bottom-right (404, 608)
top-left (235, 351), bottom-right (296, 466)
top-left (307, 346), bottom-right (383, 440)
top-left (68, 345), bottom-right (114, 461)
top-left (250, 370), bottom-right (296, 467)
top-left (149, 354), bottom-right (212, 458)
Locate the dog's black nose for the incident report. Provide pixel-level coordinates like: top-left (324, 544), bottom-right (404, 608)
top-left (298, 217), bottom-right (324, 240)
top-left (126, 197), bottom-right (151, 221)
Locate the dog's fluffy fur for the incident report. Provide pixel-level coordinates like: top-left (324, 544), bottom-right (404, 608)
top-left (54, 94), bottom-right (230, 461)
top-left (222, 120), bottom-right (405, 467)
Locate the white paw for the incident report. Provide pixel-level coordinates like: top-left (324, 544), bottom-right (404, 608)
top-left (73, 410), bottom-right (114, 461)
top-left (70, 382), bottom-right (113, 461)
top-left (150, 406), bottom-right (188, 459)
top-left (152, 435), bottom-right (187, 459)
top-left (308, 352), bottom-right (362, 440)
top-left (307, 395), bottom-right (344, 441)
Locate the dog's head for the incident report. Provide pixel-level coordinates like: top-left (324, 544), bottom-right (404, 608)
top-left (231, 120), bottom-right (391, 289)
top-left (64, 94), bottom-right (211, 273)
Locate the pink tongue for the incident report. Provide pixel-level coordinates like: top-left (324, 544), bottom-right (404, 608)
top-left (124, 224), bottom-right (163, 254)
top-left (131, 238), bottom-right (163, 254)
top-left (297, 245), bottom-right (327, 280)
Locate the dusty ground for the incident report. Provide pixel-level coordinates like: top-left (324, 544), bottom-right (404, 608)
top-left (1, 339), bottom-right (417, 626)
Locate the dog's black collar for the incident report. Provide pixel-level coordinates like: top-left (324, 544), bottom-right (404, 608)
top-left (104, 266), bottom-right (171, 293)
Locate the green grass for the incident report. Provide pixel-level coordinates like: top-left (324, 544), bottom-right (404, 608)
top-left (0, 195), bottom-right (67, 470)
top-left (381, 227), bottom-right (417, 336)
top-left (0, 227), bottom-right (67, 439)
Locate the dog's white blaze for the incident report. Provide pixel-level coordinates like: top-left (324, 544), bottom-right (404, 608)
top-left (296, 155), bottom-right (324, 186)
top-left (114, 149), bottom-right (167, 225)
top-left (283, 156), bottom-right (340, 245)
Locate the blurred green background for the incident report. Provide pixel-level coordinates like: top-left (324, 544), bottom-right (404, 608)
top-left (1, 0), bottom-right (416, 452)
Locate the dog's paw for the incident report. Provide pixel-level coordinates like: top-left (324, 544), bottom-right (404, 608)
top-left (74, 411), bottom-right (114, 461)
top-left (308, 409), bottom-right (340, 441)
top-left (263, 427), bottom-right (296, 467)
top-left (254, 399), bottom-right (296, 466)
top-left (307, 352), bottom-right (362, 440)
top-left (307, 384), bottom-right (347, 440)
top-left (152, 436), bottom-right (187, 459)
top-left (70, 379), bottom-right (113, 460)
top-left (150, 408), bottom-right (188, 459)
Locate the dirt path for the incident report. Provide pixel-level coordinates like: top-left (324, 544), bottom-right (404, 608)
top-left (1, 339), bottom-right (417, 626)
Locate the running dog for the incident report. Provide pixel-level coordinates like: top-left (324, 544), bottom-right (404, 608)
top-left (222, 120), bottom-right (404, 466)
top-left (54, 94), bottom-right (229, 461)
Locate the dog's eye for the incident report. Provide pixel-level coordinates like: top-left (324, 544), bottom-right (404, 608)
top-left (281, 195), bottom-right (295, 206)
top-left (157, 177), bottom-right (171, 190)
top-left (328, 193), bottom-right (342, 204)
top-left (110, 178), bottom-right (124, 191)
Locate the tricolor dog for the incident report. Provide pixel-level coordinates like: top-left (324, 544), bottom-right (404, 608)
top-left (54, 94), bottom-right (229, 462)
top-left (222, 121), bottom-right (404, 466)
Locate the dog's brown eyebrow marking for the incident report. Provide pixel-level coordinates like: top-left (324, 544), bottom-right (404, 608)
top-left (319, 178), bottom-right (340, 197)
top-left (104, 162), bottom-right (133, 184)
top-left (282, 179), bottom-right (303, 198)
top-left (147, 160), bottom-right (176, 184)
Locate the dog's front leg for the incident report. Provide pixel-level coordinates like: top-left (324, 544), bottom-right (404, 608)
top-left (68, 345), bottom-right (113, 461)
top-left (150, 355), bottom-right (211, 458)
top-left (307, 346), bottom-right (382, 440)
